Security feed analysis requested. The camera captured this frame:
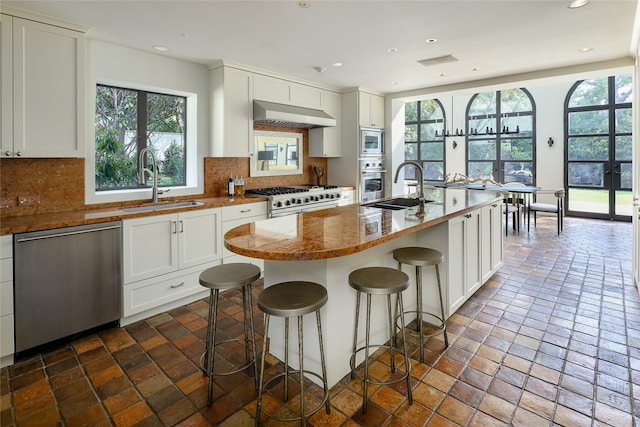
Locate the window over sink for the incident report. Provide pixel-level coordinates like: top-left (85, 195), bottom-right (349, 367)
top-left (94, 84), bottom-right (187, 191)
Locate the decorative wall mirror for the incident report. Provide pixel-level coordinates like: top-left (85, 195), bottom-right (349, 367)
top-left (250, 130), bottom-right (303, 177)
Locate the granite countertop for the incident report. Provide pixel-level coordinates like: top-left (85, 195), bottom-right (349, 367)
top-left (224, 188), bottom-right (502, 261)
top-left (0, 196), bottom-right (267, 235)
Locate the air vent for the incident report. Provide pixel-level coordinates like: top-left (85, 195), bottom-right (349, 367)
top-left (417, 55), bottom-right (458, 67)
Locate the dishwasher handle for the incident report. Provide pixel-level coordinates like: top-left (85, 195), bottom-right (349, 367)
top-left (15, 224), bottom-right (122, 243)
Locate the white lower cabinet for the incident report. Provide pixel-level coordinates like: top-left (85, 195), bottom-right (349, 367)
top-left (447, 210), bottom-right (482, 315)
top-left (0, 234), bottom-right (14, 366)
top-left (122, 208), bottom-right (222, 321)
top-left (481, 202), bottom-right (504, 283)
top-left (221, 202), bottom-right (267, 268)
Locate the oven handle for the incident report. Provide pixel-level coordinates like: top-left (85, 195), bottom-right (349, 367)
top-left (361, 170), bottom-right (387, 174)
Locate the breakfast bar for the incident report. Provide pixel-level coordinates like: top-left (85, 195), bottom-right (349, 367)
top-left (224, 188), bottom-right (503, 387)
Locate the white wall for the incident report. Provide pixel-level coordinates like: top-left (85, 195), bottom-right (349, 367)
top-left (85, 40), bottom-right (210, 204)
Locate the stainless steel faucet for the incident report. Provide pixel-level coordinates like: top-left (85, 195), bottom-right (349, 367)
top-left (394, 160), bottom-right (425, 201)
top-left (138, 147), bottom-right (169, 204)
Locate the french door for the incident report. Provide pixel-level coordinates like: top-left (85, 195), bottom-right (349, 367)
top-left (565, 75), bottom-right (633, 221)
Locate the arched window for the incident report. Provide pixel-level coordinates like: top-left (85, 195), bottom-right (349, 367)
top-left (466, 88), bottom-right (536, 184)
top-left (404, 99), bottom-right (446, 181)
top-left (565, 74), bottom-right (632, 220)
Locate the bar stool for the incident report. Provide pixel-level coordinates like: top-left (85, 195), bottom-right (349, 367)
top-left (255, 281), bottom-right (330, 426)
top-left (198, 263), bottom-right (261, 406)
top-left (349, 267), bottom-right (413, 414)
top-left (393, 247), bottom-right (448, 363)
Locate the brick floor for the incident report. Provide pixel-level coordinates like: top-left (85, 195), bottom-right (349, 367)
top-left (1, 215), bottom-right (636, 426)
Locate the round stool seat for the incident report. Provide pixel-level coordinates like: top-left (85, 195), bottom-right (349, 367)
top-left (349, 267), bottom-right (409, 295)
top-left (393, 247), bottom-right (443, 267)
top-left (258, 281), bottom-right (327, 317)
top-left (199, 263), bottom-right (261, 290)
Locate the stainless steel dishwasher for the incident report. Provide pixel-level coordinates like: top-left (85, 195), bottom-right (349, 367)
top-left (14, 221), bottom-right (122, 354)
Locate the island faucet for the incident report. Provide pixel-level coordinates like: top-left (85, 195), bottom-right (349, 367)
top-left (394, 160), bottom-right (425, 201)
top-left (138, 147), bottom-right (169, 204)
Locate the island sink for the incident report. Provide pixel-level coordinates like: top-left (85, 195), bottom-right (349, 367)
top-left (365, 198), bottom-right (431, 210)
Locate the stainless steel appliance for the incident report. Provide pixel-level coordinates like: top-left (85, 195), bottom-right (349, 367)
top-left (360, 158), bottom-right (386, 203)
top-left (14, 221), bottom-right (123, 354)
top-left (360, 127), bottom-right (384, 156)
top-left (246, 186), bottom-right (342, 218)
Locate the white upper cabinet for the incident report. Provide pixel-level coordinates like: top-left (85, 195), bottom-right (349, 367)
top-left (1, 15), bottom-right (85, 158)
top-left (210, 66), bottom-right (254, 157)
top-left (358, 91), bottom-right (384, 128)
top-left (254, 74), bottom-right (324, 109)
top-left (308, 90), bottom-right (342, 157)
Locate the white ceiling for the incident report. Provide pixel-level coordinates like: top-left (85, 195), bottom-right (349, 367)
top-left (2, 0), bottom-right (639, 94)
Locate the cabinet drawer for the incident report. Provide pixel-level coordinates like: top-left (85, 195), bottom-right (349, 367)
top-left (0, 280), bottom-right (12, 316)
top-left (123, 263), bottom-right (217, 316)
top-left (222, 202), bottom-right (267, 222)
top-left (0, 235), bottom-right (12, 259)
top-left (0, 314), bottom-right (14, 357)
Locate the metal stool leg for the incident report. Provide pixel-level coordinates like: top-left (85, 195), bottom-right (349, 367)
top-left (435, 264), bottom-right (449, 348)
top-left (316, 309), bottom-right (330, 415)
top-left (387, 294), bottom-right (396, 373)
top-left (415, 265), bottom-right (425, 363)
top-left (284, 317), bottom-right (289, 401)
top-left (205, 289), bottom-right (220, 406)
top-left (397, 293), bottom-right (413, 405)
top-left (298, 315), bottom-right (305, 426)
top-left (351, 291), bottom-right (361, 380)
top-left (255, 314), bottom-right (270, 427)
top-left (245, 284), bottom-right (259, 388)
top-left (363, 293), bottom-right (372, 414)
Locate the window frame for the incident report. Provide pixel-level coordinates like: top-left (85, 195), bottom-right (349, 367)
top-left (465, 88), bottom-right (536, 185)
top-left (403, 99), bottom-right (447, 182)
top-left (86, 80), bottom-right (200, 205)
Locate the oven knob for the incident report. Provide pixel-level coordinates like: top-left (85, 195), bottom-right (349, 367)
top-left (314, 196), bottom-right (319, 201)
top-left (276, 201), bottom-right (283, 208)
top-left (285, 200), bottom-right (291, 206)
top-left (304, 197), bottom-right (309, 203)
top-left (319, 194), bottom-right (324, 199)
top-left (296, 199), bottom-right (302, 204)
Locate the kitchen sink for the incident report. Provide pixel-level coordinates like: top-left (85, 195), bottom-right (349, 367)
top-left (122, 201), bottom-right (205, 213)
top-left (365, 198), bottom-right (431, 210)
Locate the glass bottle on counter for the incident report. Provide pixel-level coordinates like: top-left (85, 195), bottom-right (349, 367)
top-left (227, 174), bottom-right (235, 199)
top-left (235, 176), bottom-right (245, 198)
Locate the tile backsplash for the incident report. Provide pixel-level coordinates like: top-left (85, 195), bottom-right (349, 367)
top-left (0, 125), bottom-right (328, 217)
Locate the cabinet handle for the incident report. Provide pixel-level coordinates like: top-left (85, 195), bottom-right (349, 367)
top-left (171, 221), bottom-right (177, 234)
top-left (170, 282), bottom-right (185, 289)
top-left (492, 204), bottom-right (498, 208)
top-left (179, 220), bottom-right (184, 233)
top-left (465, 214), bottom-right (472, 219)
top-left (240, 209), bottom-right (252, 213)
top-left (4, 151), bottom-right (10, 156)
top-left (16, 151), bottom-right (22, 156)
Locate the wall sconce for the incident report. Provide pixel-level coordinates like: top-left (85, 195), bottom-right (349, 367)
top-left (547, 137), bottom-right (554, 147)
top-left (452, 140), bottom-right (458, 149)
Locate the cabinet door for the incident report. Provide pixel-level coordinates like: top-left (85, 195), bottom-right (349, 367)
top-left (123, 214), bottom-right (178, 283)
top-left (11, 17), bottom-right (84, 157)
top-left (309, 90), bottom-right (342, 157)
top-left (290, 83), bottom-right (323, 109)
top-left (358, 92), bottom-right (384, 128)
top-left (447, 216), bottom-right (467, 314)
top-left (465, 210), bottom-right (482, 296)
top-left (178, 208), bottom-right (222, 269)
top-left (1, 16), bottom-right (13, 157)
top-left (211, 67), bottom-right (253, 157)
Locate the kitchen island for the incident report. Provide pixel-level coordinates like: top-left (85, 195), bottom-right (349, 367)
top-left (225, 188), bottom-right (503, 387)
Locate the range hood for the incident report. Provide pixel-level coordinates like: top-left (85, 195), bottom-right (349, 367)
top-left (253, 100), bottom-right (336, 129)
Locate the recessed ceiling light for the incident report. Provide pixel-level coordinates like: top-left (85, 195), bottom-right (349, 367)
top-left (297, 1), bottom-right (310, 8)
top-left (439, 73), bottom-right (446, 77)
top-left (568, 0), bottom-right (589, 8)
top-left (180, 33), bottom-right (189, 37)
top-left (388, 48), bottom-right (398, 53)
top-left (153, 45), bottom-right (169, 52)
top-left (425, 38), bottom-right (437, 43)
top-left (470, 67), bottom-right (479, 71)
top-left (578, 47), bottom-right (593, 53)
top-left (391, 82), bottom-right (399, 85)
top-left (332, 62), bottom-right (343, 67)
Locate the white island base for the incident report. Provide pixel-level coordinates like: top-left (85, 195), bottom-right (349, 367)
top-left (262, 221), bottom-right (461, 388)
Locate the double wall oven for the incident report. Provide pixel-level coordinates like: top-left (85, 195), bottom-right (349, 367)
top-left (359, 127), bottom-right (386, 203)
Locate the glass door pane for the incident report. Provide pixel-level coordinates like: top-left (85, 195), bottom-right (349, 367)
top-left (568, 188), bottom-right (609, 214)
